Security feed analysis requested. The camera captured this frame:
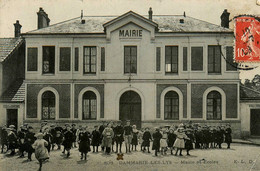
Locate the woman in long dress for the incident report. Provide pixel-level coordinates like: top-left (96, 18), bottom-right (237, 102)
top-left (32, 133), bottom-right (49, 171)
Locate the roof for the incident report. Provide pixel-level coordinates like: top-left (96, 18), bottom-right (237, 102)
top-left (25, 13), bottom-right (232, 35)
top-left (0, 80), bottom-right (25, 103)
top-left (0, 37), bottom-right (24, 62)
top-left (240, 86), bottom-right (260, 100)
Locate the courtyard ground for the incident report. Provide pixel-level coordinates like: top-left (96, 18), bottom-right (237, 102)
top-left (0, 143), bottom-right (259, 171)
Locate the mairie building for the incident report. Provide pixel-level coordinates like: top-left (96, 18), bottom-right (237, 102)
top-left (2, 8), bottom-right (249, 138)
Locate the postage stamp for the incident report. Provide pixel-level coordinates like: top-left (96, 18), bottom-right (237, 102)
top-left (235, 16), bottom-right (260, 62)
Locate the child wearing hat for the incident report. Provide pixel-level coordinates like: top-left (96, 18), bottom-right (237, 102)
top-left (32, 133), bottom-right (49, 171)
top-left (185, 128), bottom-right (194, 156)
top-left (173, 127), bottom-right (189, 156)
top-left (131, 125), bottom-right (139, 151)
top-left (43, 127), bottom-right (52, 153)
top-left (152, 128), bottom-right (162, 156)
top-left (225, 124), bottom-right (232, 149)
top-left (78, 126), bottom-right (91, 160)
top-left (142, 127), bottom-right (152, 153)
top-left (167, 128), bottom-right (176, 155)
top-left (160, 128), bottom-right (168, 155)
top-left (24, 126), bottom-right (36, 161)
top-left (62, 125), bottom-right (74, 157)
top-left (91, 125), bottom-right (101, 153)
top-left (7, 125), bottom-right (17, 155)
top-left (114, 121), bottom-right (124, 153)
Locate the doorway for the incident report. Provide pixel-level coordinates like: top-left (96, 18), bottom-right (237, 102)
top-left (7, 109), bottom-right (18, 129)
top-left (250, 109), bottom-right (260, 136)
top-left (119, 91), bottom-right (141, 128)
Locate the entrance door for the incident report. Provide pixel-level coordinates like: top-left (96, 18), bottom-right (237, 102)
top-left (7, 109), bottom-right (18, 129)
top-left (119, 91), bottom-right (141, 128)
top-left (250, 109), bottom-right (260, 136)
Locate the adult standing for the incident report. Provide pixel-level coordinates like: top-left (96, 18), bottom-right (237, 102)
top-left (102, 122), bottom-right (114, 155)
top-left (114, 121), bottom-right (124, 153)
top-left (124, 120), bottom-right (133, 153)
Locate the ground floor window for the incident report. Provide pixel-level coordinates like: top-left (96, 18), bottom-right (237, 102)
top-left (207, 91), bottom-right (221, 120)
top-left (82, 91), bottom-right (97, 120)
top-left (42, 91), bottom-right (55, 120)
top-left (164, 91), bottom-right (179, 120)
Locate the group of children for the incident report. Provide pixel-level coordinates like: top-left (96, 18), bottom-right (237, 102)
top-left (0, 121), bottom-right (233, 171)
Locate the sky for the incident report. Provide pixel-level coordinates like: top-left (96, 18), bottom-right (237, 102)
top-left (0, 0), bottom-right (260, 81)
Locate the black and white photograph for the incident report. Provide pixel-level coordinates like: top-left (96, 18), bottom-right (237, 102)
top-left (0, 0), bottom-right (260, 170)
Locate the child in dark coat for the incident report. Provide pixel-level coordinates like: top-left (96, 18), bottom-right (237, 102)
top-left (167, 128), bottom-right (176, 155)
top-left (131, 125), bottom-right (139, 151)
top-left (225, 124), bottom-right (232, 149)
top-left (142, 127), bottom-right (152, 153)
top-left (25, 126), bottom-right (36, 161)
top-left (79, 126), bottom-right (91, 160)
top-left (63, 125), bottom-right (74, 157)
top-left (152, 128), bottom-right (162, 156)
top-left (185, 129), bottom-right (194, 156)
top-left (91, 125), bottom-right (101, 153)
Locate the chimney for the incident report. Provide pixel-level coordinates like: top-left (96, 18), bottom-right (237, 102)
top-left (148, 7), bottom-right (153, 20)
top-left (14, 20), bottom-right (22, 38)
top-left (37, 7), bottom-right (50, 29)
top-left (220, 9), bottom-right (230, 28)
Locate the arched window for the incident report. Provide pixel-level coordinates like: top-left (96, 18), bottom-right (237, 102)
top-left (207, 91), bottom-right (222, 120)
top-left (42, 91), bottom-right (55, 120)
top-left (82, 91), bottom-right (97, 120)
top-left (164, 91), bottom-right (179, 120)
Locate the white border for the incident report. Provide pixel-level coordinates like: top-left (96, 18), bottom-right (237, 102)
top-left (78, 87), bottom-right (101, 120)
top-left (37, 87), bottom-right (59, 120)
top-left (160, 86), bottom-right (183, 120)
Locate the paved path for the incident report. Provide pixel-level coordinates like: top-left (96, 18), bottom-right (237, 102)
top-left (0, 143), bottom-right (259, 171)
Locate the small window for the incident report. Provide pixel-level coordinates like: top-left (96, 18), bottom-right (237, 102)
top-left (74, 47), bottom-right (79, 71)
top-left (226, 46), bottom-right (236, 71)
top-left (42, 91), bottom-right (55, 120)
top-left (83, 47), bottom-right (96, 74)
top-left (82, 91), bottom-right (97, 120)
top-left (27, 48), bottom-right (38, 71)
top-left (191, 47), bottom-right (203, 71)
top-left (42, 46), bottom-right (55, 74)
top-left (164, 91), bottom-right (179, 120)
top-left (101, 47), bottom-right (105, 71)
top-left (165, 46), bottom-right (178, 74)
top-left (207, 91), bottom-right (222, 120)
top-left (59, 47), bottom-right (71, 71)
top-left (183, 47), bottom-right (187, 71)
top-left (156, 47), bottom-right (161, 71)
top-left (208, 45), bottom-right (221, 73)
top-left (124, 46), bottom-right (137, 74)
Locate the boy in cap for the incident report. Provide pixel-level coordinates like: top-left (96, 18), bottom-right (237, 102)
top-left (63, 125), bottom-right (74, 157)
top-left (7, 125), bottom-right (17, 155)
top-left (225, 124), bottom-right (232, 149)
top-left (91, 125), bottom-right (101, 153)
top-left (71, 124), bottom-right (78, 148)
top-left (18, 125), bottom-right (27, 157)
top-left (185, 128), bottom-right (194, 156)
top-left (24, 126), bottom-right (36, 161)
top-left (124, 120), bottom-right (133, 153)
top-left (152, 127), bottom-right (162, 156)
top-left (114, 121), bottom-right (124, 153)
top-left (142, 127), bottom-right (152, 153)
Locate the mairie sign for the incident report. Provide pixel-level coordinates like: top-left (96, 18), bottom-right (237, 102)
top-left (119, 29), bottom-right (142, 37)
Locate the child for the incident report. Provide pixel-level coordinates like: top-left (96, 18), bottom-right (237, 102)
top-left (7, 125), bottom-right (17, 156)
top-left (102, 122), bottom-right (114, 155)
top-left (78, 126), bottom-right (91, 160)
top-left (1, 126), bottom-right (8, 153)
top-left (91, 125), bottom-right (101, 153)
top-left (114, 121), bottom-right (124, 153)
top-left (131, 125), bottom-right (139, 151)
top-left (24, 126), bottom-right (36, 161)
top-left (167, 128), bottom-right (176, 155)
top-left (63, 125), bottom-right (74, 157)
top-left (32, 133), bottom-right (49, 171)
top-left (225, 124), bottom-right (232, 149)
top-left (160, 128), bottom-right (168, 155)
top-left (142, 127), bottom-right (152, 153)
top-left (43, 127), bottom-right (52, 153)
top-left (173, 127), bottom-right (189, 156)
top-left (152, 128), bottom-right (162, 156)
top-left (185, 129), bottom-right (194, 156)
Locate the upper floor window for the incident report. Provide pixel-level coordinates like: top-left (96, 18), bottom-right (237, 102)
top-left (207, 91), bottom-right (221, 120)
top-left (42, 46), bottom-right (55, 74)
top-left (82, 91), bottom-right (97, 120)
top-left (101, 47), bottom-right (105, 71)
top-left (191, 47), bottom-right (203, 71)
top-left (165, 46), bottom-right (178, 74)
top-left (42, 91), bottom-right (55, 120)
top-left (183, 47), bottom-right (187, 71)
top-left (226, 46), bottom-right (237, 71)
top-left (164, 91), bottom-right (179, 120)
top-left (74, 47), bottom-right (79, 71)
top-left (208, 45), bottom-right (221, 74)
top-left (156, 47), bottom-right (161, 71)
top-left (124, 46), bottom-right (137, 74)
top-left (59, 47), bottom-right (71, 71)
top-left (83, 46), bottom-right (96, 74)
top-left (27, 47), bottom-right (38, 71)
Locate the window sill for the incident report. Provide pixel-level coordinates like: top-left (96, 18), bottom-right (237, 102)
top-left (42, 73), bottom-right (55, 76)
top-left (208, 73), bottom-right (222, 75)
top-left (83, 73), bottom-right (96, 76)
top-left (165, 72), bottom-right (178, 75)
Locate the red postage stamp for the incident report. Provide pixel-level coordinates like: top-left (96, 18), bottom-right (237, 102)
top-left (235, 16), bottom-right (260, 62)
